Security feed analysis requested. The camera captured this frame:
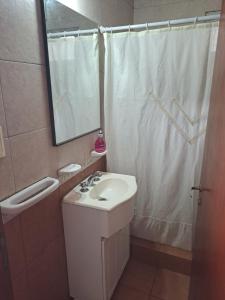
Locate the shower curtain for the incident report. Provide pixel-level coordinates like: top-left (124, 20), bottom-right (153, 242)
top-left (104, 23), bottom-right (218, 250)
top-left (48, 34), bottom-right (100, 144)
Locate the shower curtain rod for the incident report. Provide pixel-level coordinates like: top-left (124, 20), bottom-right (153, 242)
top-left (100, 14), bottom-right (220, 33)
top-left (47, 28), bottom-right (99, 38)
top-left (47, 14), bottom-right (220, 38)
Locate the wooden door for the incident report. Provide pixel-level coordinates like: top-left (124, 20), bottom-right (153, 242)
top-left (0, 212), bottom-right (12, 300)
top-left (189, 2), bottom-right (225, 299)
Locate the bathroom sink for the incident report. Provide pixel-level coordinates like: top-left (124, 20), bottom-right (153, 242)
top-left (63, 172), bottom-right (137, 211)
top-left (63, 172), bottom-right (137, 237)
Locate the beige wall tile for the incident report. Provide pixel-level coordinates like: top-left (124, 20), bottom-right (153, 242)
top-left (57, 132), bottom-right (97, 170)
top-left (100, 0), bottom-right (134, 26)
top-left (0, 139), bottom-right (15, 200)
top-left (66, 0), bottom-right (133, 25)
top-left (10, 128), bottom-right (57, 191)
top-left (134, 0), bottom-right (222, 23)
top-left (0, 61), bottom-right (50, 137)
top-left (0, 0), bottom-right (44, 64)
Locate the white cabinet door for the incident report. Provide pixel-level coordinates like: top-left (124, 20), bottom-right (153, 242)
top-left (101, 225), bottom-right (130, 300)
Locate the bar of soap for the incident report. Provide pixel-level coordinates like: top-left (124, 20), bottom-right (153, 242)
top-left (59, 164), bottom-right (82, 174)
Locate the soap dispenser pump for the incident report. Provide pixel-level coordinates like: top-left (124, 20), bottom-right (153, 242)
top-left (95, 130), bottom-right (106, 153)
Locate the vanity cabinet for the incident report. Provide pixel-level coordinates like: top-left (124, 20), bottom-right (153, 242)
top-left (62, 172), bottom-right (136, 300)
top-left (62, 201), bottom-right (130, 300)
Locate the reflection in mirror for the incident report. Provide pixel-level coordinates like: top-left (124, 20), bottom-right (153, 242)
top-left (42, 0), bottom-right (101, 145)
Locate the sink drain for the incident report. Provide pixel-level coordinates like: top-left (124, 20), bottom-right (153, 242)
top-left (98, 197), bottom-right (108, 201)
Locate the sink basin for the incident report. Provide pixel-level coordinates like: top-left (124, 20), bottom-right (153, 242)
top-left (63, 172), bottom-right (137, 212)
top-left (90, 178), bottom-right (129, 201)
top-left (63, 172), bottom-right (137, 238)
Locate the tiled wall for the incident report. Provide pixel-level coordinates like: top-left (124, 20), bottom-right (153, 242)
top-left (0, 1), bottom-right (132, 299)
top-left (66, 0), bottom-right (134, 26)
top-left (134, 0), bottom-right (222, 23)
top-left (4, 156), bottom-right (106, 300)
top-left (0, 0), bottom-right (133, 202)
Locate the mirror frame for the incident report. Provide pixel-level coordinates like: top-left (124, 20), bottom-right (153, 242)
top-left (40, 0), bottom-right (101, 146)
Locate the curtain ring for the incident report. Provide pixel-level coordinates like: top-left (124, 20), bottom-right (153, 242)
top-left (168, 20), bottom-right (171, 30)
top-left (128, 24), bottom-right (131, 33)
top-left (146, 22), bottom-right (149, 31)
top-left (194, 16), bottom-right (198, 25)
top-left (63, 31), bottom-right (66, 38)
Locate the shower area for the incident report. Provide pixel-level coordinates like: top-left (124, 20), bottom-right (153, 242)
top-left (103, 17), bottom-right (219, 252)
top-left (46, 2), bottom-right (219, 252)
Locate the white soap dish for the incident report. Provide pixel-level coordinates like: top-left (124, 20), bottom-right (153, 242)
top-left (91, 150), bottom-right (107, 158)
top-left (58, 163), bottom-right (82, 183)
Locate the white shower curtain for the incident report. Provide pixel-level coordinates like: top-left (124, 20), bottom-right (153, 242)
top-left (48, 34), bottom-right (100, 144)
top-left (104, 23), bottom-right (218, 250)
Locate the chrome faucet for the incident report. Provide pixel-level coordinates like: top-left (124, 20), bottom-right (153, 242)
top-left (87, 171), bottom-right (102, 186)
top-left (80, 172), bottom-right (102, 192)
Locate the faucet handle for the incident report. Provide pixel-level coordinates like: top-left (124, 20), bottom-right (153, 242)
top-left (80, 181), bottom-right (88, 188)
top-left (94, 171), bottom-right (102, 177)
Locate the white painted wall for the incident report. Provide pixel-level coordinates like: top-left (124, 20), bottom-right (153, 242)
top-left (134, 0), bottom-right (222, 23)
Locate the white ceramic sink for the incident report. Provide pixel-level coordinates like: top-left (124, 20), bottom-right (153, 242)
top-left (63, 172), bottom-right (137, 212)
top-left (63, 172), bottom-right (137, 238)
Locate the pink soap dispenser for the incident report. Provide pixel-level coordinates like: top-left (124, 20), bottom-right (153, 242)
top-left (95, 130), bottom-right (106, 153)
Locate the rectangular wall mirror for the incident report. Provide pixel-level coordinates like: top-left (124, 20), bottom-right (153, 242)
top-left (40, 0), bottom-right (101, 145)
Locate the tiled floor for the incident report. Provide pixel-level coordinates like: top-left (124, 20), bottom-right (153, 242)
top-left (112, 259), bottom-right (190, 300)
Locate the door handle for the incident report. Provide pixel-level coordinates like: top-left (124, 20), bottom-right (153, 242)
top-left (192, 187), bottom-right (202, 205)
top-left (192, 186), bottom-right (210, 192)
top-left (192, 186), bottom-right (210, 206)
top-left (192, 186), bottom-right (203, 192)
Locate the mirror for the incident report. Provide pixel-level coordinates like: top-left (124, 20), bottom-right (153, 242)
top-left (41, 0), bottom-right (101, 145)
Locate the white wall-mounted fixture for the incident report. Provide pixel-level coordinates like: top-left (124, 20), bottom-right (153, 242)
top-left (91, 150), bottom-right (107, 158)
top-left (0, 126), bottom-right (6, 158)
top-left (58, 163), bottom-right (82, 183)
top-left (62, 172), bottom-right (137, 300)
top-left (0, 177), bottom-right (59, 223)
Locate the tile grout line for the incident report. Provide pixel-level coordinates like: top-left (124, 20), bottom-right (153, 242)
top-left (8, 126), bottom-right (51, 140)
top-left (0, 58), bottom-right (44, 66)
